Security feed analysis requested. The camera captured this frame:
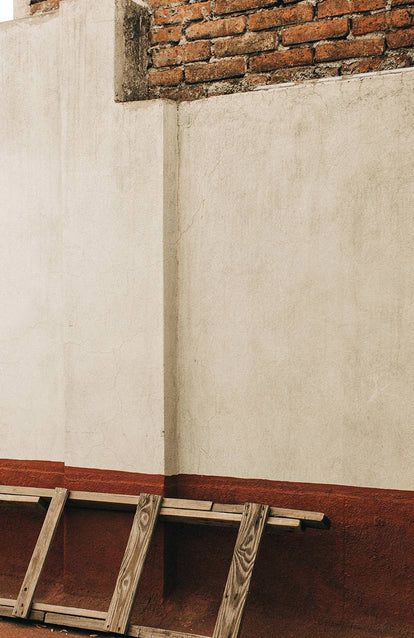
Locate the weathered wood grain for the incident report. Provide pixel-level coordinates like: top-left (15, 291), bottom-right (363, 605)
top-left (0, 486), bottom-right (55, 498)
top-left (0, 485), bottom-right (329, 527)
top-left (213, 503), bottom-right (329, 529)
top-left (44, 613), bottom-right (105, 632)
top-left (213, 502), bottom-right (269, 638)
top-left (105, 493), bottom-right (162, 634)
top-left (0, 598), bottom-right (106, 619)
top-left (45, 612), bottom-right (210, 637)
top-left (68, 492), bottom-right (214, 513)
top-left (12, 487), bottom-right (68, 619)
top-left (35, 602), bottom-right (106, 618)
top-left (160, 507), bottom-right (300, 531)
top-left (0, 604), bottom-right (44, 621)
top-left (270, 509), bottom-right (328, 529)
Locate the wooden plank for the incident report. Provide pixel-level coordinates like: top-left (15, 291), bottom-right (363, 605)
top-left (65, 491), bottom-right (213, 513)
top-left (0, 484), bottom-right (327, 527)
top-left (34, 603), bottom-right (106, 619)
top-left (44, 613), bottom-right (105, 632)
top-left (213, 503), bottom-right (329, 529)
top-left (12, 487), bottom-right (68, 619)
top-left (270, 508), bottom-right (329, 529)
top-left (162, 498), bottom-right (213, 511)
top-left (160, 507), bottom-right (300, 531)
top-left (129, 627), bottom-right (210, 638)
top-left (0, 604), bottom-right (44, 622)
top-left (0, 598), bottom-right (106, 619)
top-left (105, 493), bottom-right (162, 634)
top-left (268, 517), bottom-right (302, 532)
top-left (213, 502), bottom-right (269, 638)
top-left (160, 508), bottom-right (241, 526)
top-left (45, 612), bottom-right (210, 637)
top-left (0, 486), bottom-right (55, 498)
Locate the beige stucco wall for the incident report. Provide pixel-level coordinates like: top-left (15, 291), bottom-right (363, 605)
top-left (0, 14), bottom-right (63, 462)
top-left (13, 0), bottom-right (30, 20)
top-left (1, 0), bottom-right (413, 490)
top-left (59, 0), bottom-right (177, 474)
top-left (0, 1), bottom-right (177, 475)
top-left (178, 71), bottom-right (414, 490)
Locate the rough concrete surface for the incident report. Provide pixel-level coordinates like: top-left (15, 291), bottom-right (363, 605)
top-left (178, 69), bottom-right (414, 490)
top-left (1, 0), bottom-right (414, 491)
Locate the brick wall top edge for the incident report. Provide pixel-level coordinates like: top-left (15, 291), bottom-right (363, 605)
top-left (29, 0), bottom-right (414, 100)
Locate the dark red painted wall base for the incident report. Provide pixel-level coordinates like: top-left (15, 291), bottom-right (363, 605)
top-left (0, 459), bottom-right (413, 637)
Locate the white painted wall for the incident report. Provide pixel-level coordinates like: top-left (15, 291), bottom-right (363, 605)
top-left (1, 0), bottom-right (413, 490)
top-left (178, 71), bottom-right (414, 490)
top-left (59, 0), bottom-right (177, 474)
top-left (0, 14), bottom-right (63, 462)
top-left (0, 0), bottom-right (177, 474)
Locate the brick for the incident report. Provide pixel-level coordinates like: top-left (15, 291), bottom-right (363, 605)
top-left (148, 67), bottom-right (183, 86)
top-left (282, 17), bottom-right (349, 44)
top-left (353, 8), bottom-right (414, 34)
top-left (216, 0), bottom-right (279, 14)
top-left (213, 32), bottom-right (276, 57)
top-left (314, 64), bottom-right (341, 76)
top-left (185, 58), bottom-right (246, 82)
top-left (153, 46), bottom-right (183, 68)
top-left (352, 13), bottom-right (386, 34)
top-left (270, 63), bottom-right (339, 83)
top-left (390, 6), bottom-right (414, 27)
top-left (391, 0), bottom-right (413, 5)
top-left (250, 4), bottom-right (314, 31)
top-left (184, 40), bottom-right (212, 61)
top-left (315, 37), bottom-right (385, 61)
top-left (148, 0), bottom-right (178, 7)
top-left (186, 16), bottom-right (246, 39)
top-left (250, 47), bottom-right (313, 71)
top-left (206, 73), bottom-right (268, 96)
top-left (387, 26), bottom-right (414, 47)
top-left (30, 0), bottom-right (59, 14)
top-left (154, 2), bottom-right (211, 25)
top-left (317, 0), bottom-right (385, 19)
top-left (155, 84), bottom-right (207, 101)
top-left (241, 73), bottom-right (269, 88)
top-left (178, 85), bottom-right (207, 100)
top-left (153, 41), bottom-right (211, 67)
top-left (150, 25), bottom-right (181, 44)
top-left (341, 52), bottom-right (411, 71)
top-left (341, 56), bottom-right (384, 73)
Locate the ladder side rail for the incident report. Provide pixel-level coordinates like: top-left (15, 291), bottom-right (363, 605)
top-left (104, 493), bottom-right (162, 634)
top-left (12, 487), bottom-right (68, 619)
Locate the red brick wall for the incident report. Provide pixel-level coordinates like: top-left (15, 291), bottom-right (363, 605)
top-left (31, 0), bottom-right (414, 99)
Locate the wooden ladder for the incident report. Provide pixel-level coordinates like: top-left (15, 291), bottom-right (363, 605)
top-left (0, 485), bottom-right (330, 637)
